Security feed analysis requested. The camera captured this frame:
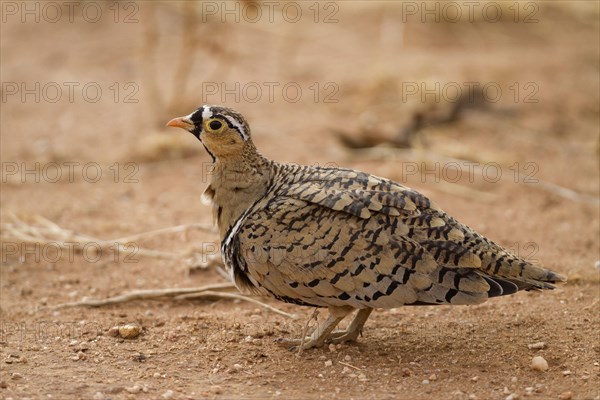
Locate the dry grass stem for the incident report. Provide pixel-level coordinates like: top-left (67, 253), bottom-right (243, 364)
top-left (53, 283), bottom-right (235, 309)
top-left (175, 290), bottom-right (298, 319)
top-left (297, 309), bottom-right (320, 357)
top-left (1, 213), bottom-right (217, 260)
top-left (53, 284), bottom-right (297, 319)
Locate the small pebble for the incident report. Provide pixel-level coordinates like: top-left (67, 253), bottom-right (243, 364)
top-left (531, 356), bottom-right (549, 371)
top-left (324, 360), bottom-right (333, 367)
top-left (402, 368), bottom-right (413, 377)
top-left (209, 385), bottom-right (222, 394)
top-left (232, 363), bottom-right (243, 371)
top-left (562, 370), bottom-right (572, 376)
top-left (119, 323), bottom-right (142, 339)
top-left (422, 380), bottom-right (430, 385)
top-left (468, 395), bottom-right (477, 400)
top-left (527, 342), bottom-right (546, 350)
top-left (125, 385), bottom-right (141, 394)
top-left (4, 354), bottom-right (19, 364)
top-left (161, 389), bottom-right (173, 399)
top-left (511, 377), bottom-right (518, 383)
top-left (10, 373), bottom-right (23, 380)
top-left (594, 260), bottom-right (600, 270)
top-left (429, 373), bottom-right (437, 381)
top-left (344, 355), bottom-right (351, 362)
top-left (471, 376), bottom-right (479, 382)
top-left (108, 323), bottom-right (142, 339)
top-left (558, 391), bottom-right (573, 400)
top-left (358, 373), bottom-right (367, 381)
top-left (93, 392), bottom-right (105, 400)
top-left (505, 394), bottom-right (518, 400)
top-left (328, 344), bottom-right (337, 352)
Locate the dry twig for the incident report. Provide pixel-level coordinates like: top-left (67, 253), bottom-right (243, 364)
top-left (297, 309), bottom-right (320, 357)
top-left (53, 283), bottom-right (234, 308)
top-left (1, 213), bottom-right (217, 260)
top-left (53, 283), bottom-right (297, 319)
top-left (338, 361), bottom-right (362, 371)
top-left (175, 290), bottom-right (298, 319)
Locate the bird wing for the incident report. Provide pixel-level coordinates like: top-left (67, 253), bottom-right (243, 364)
top-left (225, 166), bottom-right (565, 308)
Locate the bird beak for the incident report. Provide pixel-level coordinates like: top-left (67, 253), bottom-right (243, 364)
top-left (166, 117), bottom-right (194, 131)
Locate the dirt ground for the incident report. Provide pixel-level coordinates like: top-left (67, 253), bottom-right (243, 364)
top-left (1, 1), bottom-right (599, 399)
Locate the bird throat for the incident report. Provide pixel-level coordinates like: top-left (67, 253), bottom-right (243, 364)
top-left (203, 146), bottom-right (272, 240)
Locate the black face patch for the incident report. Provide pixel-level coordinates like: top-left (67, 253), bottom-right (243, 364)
top-left (186, 107), bottom-right (206, 139)
top-left (189, 108), bottom-right (205, 125)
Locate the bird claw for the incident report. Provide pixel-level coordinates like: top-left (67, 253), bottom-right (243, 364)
top-left (328, 329), bottom-right (361, 344)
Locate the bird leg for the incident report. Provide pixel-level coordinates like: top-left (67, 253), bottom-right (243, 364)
top-left (276, 306), bottom-right (354, 350)
top-left (329, 308), bottom-right (373, 343)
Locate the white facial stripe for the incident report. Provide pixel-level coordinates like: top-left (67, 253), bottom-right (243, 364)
top-left (202, 106), bottom-right (213, 121)
top-left (223, 114), bottom-right (248, 140)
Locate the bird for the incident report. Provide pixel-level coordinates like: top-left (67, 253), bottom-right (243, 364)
top-left (166, 105), bottom-right (567, 350)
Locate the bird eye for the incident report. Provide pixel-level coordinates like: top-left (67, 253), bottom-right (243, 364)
top-left (208, 120), bottom-right (222, 131)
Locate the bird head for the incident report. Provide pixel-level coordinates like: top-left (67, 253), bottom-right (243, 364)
top-left (166, 105), bottom-right (251, 160)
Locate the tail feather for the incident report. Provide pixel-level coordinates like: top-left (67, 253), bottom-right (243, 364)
top-left (407, 264), bottom-right (565, 306)
top-left (482, 275), bottom-right (519, 297)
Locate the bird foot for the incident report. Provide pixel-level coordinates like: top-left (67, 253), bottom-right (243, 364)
top-left (273, 336), bottom-right (327, 351)
top-left (328, 329), bottom-right (361, 344)
top-left (274, 306), bottom-right (368, 351)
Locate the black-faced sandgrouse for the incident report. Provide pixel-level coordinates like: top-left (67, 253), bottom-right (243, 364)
top-left (166, 105), bottom-right (566, 350)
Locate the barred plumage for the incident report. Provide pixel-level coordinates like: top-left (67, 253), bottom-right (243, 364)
top-left (167, 105), bottom-right (566, 349)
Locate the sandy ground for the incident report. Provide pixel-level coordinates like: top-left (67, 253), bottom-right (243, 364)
top-left (1, 1), bottom-right (599, 399)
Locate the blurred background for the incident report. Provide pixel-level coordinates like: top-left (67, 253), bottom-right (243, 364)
top-left (1, 1), bottom-right (599, 398)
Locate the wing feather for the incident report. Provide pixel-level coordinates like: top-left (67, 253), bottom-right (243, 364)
top-left (223, 165), bottom-right (565, 309)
